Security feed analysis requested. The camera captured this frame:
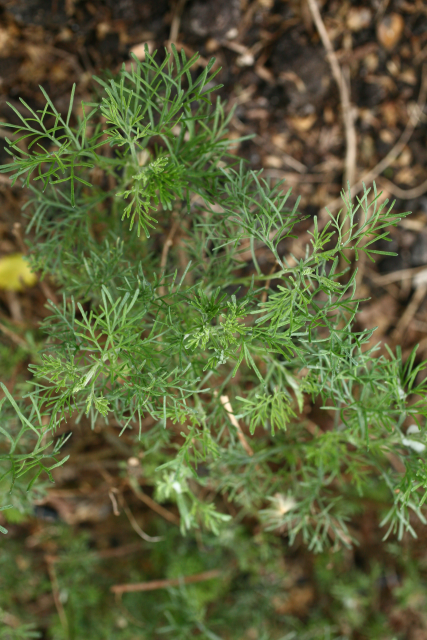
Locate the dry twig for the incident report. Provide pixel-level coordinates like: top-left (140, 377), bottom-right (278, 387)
top-left (120, 494), bottom-right (163, 543)
top-left (326, 64), bottom-right (427, 212)
top-left (111, 569), bottom-right (222, 595)
top-left (45, 555), bottom-right (69, 634)
top-left (307, 0), bottom-right (357, 191)
top-left (0, 320), bottom-right (28, 347)
top-left (261, 263), bottom-right (279, 304)
top-left (108, 488), bottom-right (120, 516)
top-left (392, 283), bottom-right (427, 343)
top-left (378, 176), bottom-right (427, 200)
top-left (369, 265), bottom-right (427, 286)
top-left (158, 215), bottom-right (181, 298)
top-left (169, 0), bottom-right (189, 43)
top-left (127, 478), bottom-right (180, 526)
top-left (219, 394), bottom-right (254, 456)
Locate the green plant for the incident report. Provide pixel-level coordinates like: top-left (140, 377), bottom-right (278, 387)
top-left (1, 44), bottom-right (427, 552)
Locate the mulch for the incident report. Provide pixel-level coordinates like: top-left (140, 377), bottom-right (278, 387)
top-left (1, 1), bottom-right (427, 638)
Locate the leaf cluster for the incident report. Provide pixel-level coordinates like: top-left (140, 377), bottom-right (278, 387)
top-left (0, 45), bottom-right (426, 552)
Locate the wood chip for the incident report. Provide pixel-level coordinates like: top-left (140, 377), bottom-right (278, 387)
top-left (377, 13), bottom-right (405, 50)
top-left (347, 7), bottom-right (372, 32)
top-left (287, 114), bottom-right (317, 132)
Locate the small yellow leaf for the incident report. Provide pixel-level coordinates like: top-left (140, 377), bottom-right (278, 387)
top-left (0, 253), bottom-right (37, 291)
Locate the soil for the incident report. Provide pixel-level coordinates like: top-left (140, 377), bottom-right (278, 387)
top-left (1, 1), bottom-right (427, 638)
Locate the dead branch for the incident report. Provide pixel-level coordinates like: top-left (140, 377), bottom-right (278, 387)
top-left (111, 569), bottom-right (223, 595)
top-left (392, 283), bottom-right (427, 342)
top-left (307, 0), bottom-right (357, 191)
top-left (45, 555), bottom-right (69, 633)
top-left (158, 215), bottom-right (181, 298)
top-left (169, 0), bottom-right (189, 43)
top-left (219, 394), bottom-right (254, 457)
top-left (326, 63), bottom-right (427, 212)
top-left (378, 176), bottom-right (427, 200)
top-left (120, 494), bottom-right (163, 543)
top-left (127, 478), bottom-right (180, 526)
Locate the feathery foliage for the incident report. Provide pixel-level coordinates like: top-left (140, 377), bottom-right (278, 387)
top-left (1, 44), bottom-right (427, 555)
